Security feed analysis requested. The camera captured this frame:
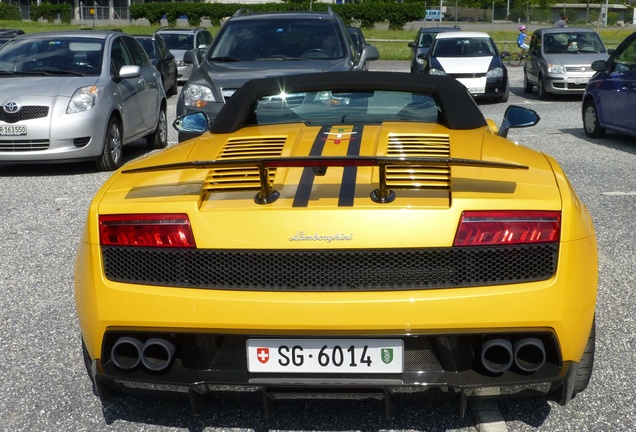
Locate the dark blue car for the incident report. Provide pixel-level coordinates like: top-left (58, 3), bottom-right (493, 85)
top-left (582, 31), bottom-right (636, 138)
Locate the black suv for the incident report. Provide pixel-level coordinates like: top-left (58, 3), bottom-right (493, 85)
top-left (176, 8), bottom-right (379, 141)
top-left (408, 26), bottom-right (460, 73)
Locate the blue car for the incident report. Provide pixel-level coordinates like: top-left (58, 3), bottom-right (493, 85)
top-left (582, 31), bottom-right (636, 138)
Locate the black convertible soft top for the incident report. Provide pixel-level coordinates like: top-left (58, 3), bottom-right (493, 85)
top-left (211, 71), bottom-right (488, 134)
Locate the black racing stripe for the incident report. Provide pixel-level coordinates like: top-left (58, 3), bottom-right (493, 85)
top-left (292, 125), bottom-right (329, 207)
top-left (338, 124), bottom-right (363, 207)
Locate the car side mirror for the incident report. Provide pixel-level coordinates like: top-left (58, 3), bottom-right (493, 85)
top-left (501, 51), bottom-right (511, 59)
top-left (183, 49), bottom-right (199, 65)
top-left (360, 45), bottom-right (379, 62)
top-left (173, 112), bottom-right (209, 134)
top-left (498, 105), bottom-right (540, 138)
top-left (118, 65), bottom-right (141, 79)
top-left (591, 59), bottom-right (608, 71)
top-left (408, 42), bottom-right (416, 48)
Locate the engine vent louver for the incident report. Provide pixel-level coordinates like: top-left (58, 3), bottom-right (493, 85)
top-left (203, 136), bottom-right (286, 193)
top-left (385, 134), bottom-right (451, 189)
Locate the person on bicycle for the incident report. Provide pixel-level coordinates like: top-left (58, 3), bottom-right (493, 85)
top-left (517, 25), bottom-right (530, 51)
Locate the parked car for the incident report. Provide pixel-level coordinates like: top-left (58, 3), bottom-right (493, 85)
top-left (422, 31), bottom-right (509, 102)
top-left (155, 27), bottom-right (213, 84)
top-left (0, 31), bottom-right (167, 171)
top-left (175, 8), bottom-right (379, 141)
top-left (523, 27), bottom-right (611, 100)
top-left (76, 71), bottom-right (597, 415)
top-left (408, 26), bottom-right (461, 73)
top-left (133, 34), bottom-right (178, 96)
top-left (582, 31), bottom-right (636, 139)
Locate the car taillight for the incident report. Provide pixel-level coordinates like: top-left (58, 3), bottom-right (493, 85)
top-left (454, 211), bottom-right (560, 246)
top-left (99, 214), bottom-right (196, 248)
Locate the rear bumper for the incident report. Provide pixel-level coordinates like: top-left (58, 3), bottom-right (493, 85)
top-left (88, 330), bottom-right (579, 414)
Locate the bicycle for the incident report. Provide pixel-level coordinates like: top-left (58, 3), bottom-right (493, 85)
top-left (506, 48), bottom-right (528, 67)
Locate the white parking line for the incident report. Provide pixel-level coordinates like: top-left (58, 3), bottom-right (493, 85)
top-left (470, 388), bottom-right (508, 432)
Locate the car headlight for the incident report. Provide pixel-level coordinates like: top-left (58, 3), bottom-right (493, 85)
top-left (486, 67), bottom-right (504, 78)
top-left (547, 64), bottom-right (566, 74)
top-left (183, 84), bottom-right (217, 108)
top-left (67, 86), bottom-right (101, 114)
top-left (429, 68), bottom-right (445, 75)
top-left (416, 57), bottom-right (426, 65)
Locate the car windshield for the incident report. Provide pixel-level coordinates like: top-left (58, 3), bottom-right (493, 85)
top-left (432, 37), bottom-right (495, 57)
top-left (0, 37), bottom-right (104, 75)
top-left (543, 32), bottom-right (605, 54)
top-left (209, 20), bottom-right (346, 61)
top-left (160, 33), bottom-right (194, 51)
top-left (252, 90), bottom-right (440, 126)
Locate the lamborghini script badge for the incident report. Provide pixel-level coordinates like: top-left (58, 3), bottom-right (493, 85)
top-left (289, 231), bottom-right (353, 243)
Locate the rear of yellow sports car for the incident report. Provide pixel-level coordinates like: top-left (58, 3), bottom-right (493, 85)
top-left (75, 73), bottom-right (596, 414)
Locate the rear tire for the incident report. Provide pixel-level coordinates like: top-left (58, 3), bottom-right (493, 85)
top-left (147, 105), bottom-right (168, 150)
top-left (583, 99), bottom-right (606, 138)
top-left (573, 317), bottom-right (595, 396)
top-left (167, 76), bottom-right (178, 96)
top-left (507, 52), bottom-right (522, 67)
top-left (523, 72), bottom-right (534, 93)
top-left (96, 117), bottom-right (123, 171)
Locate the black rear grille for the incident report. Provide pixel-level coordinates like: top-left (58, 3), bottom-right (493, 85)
top-left (102, 244), bottom-right (558, 291)
top-left (0, 106), bottom-right (49, 123)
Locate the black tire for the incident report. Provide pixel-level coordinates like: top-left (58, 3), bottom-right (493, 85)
top-left (583, 99), bottom-right (606, 138)
top-left (147, 105), bottom-right (168, 150)
top-left (498, 85), bottom-right (509, 103)
top-left (573, 317), bottom-right (596, 396)
top-left (538, 76), bottom-right (550, 100)
top-left (523, 72), bottom-right (534, 94)
top-left (507, 52), bottom-right (522, 67)
top-left (168, 80), bottom-right (178, 96)
top-left (96, 117), bottom-right (123, 171)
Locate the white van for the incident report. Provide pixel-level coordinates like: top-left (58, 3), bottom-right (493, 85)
top-left (425, 10), bottom-right (443, 21)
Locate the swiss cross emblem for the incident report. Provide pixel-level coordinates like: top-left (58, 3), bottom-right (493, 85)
top-left (256, 347), bottom-right (270, 364)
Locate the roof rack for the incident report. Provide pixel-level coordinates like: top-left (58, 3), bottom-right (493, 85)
top-left (232, 8), bottom-right (251, 17)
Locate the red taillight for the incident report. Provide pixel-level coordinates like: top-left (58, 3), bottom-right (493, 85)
top-left (99, 214), bottom-right (196, 248)
top-left (454, 211), bottom-right (560, 246)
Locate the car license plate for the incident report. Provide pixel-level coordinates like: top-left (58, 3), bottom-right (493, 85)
top-left (468, 87), bottom-right (485, 94)
top-left (0, 125), bottom-right (27, 136)
top-left (247, 339), bottom-right (403, 373)
top-left (573, 77), bottom-right (589, 85)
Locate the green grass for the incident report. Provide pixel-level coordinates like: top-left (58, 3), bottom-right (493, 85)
top-left (2, 20), bottom-right (632, 60)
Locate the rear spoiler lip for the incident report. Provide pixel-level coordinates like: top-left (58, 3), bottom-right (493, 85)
top-left (122, 156), bottom-right (529, 204)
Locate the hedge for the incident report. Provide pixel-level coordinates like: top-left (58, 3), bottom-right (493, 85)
top-left (129, 2), bottom-right (425, 30)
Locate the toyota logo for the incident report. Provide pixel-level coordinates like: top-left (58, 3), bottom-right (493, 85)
top-left (3, 101), bottom-right (20, 114)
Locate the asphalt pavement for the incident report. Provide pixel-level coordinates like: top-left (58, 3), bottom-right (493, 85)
top-left (1, 61), bottom-right (635, 431)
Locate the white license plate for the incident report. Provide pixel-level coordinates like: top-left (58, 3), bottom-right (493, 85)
top-left (247, 339), bottom-right (403, 373)
top-left (573, 77), bottom-right (589, 85)
top-left (468, 87), bottom-right (485, 94)
top-left (0, 125), bottom-right (27, 136)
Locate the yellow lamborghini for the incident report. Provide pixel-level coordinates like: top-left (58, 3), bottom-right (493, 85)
top-left (75, 71), bottom-right (597, 416)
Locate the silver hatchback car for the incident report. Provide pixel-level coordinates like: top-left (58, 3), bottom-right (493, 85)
top-left (0, 31), bottom-right (168, 171)
top-left (523, 27), bottom-right (610, 100)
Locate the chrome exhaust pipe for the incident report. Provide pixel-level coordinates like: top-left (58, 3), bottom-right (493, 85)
top-left (513, 338), bottom-right (546, 372)
top-left (141, 337), bottom-right (176, 372)
top-left (111, 336), bottom-right (144, 370)
top-left (480, 338), bottom-right (513, 373)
